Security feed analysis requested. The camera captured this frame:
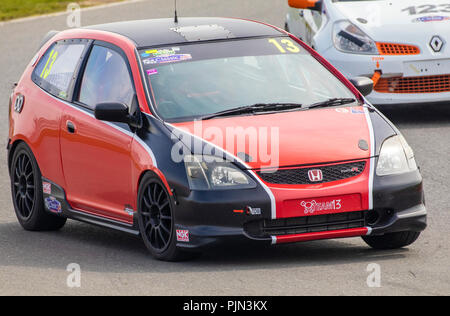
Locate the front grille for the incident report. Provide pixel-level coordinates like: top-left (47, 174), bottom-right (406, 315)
top-left (245, 211), bottom-right (366, 238)
top-left (256, 161), bottom-right (366, 185)
top-left (376, 42), bottom-right (420, 55)
top-left (374, 74), bottom-right (450, 94)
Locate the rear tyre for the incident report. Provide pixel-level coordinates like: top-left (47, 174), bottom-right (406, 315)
top-left (137, 173), bottom-right (196, 261)
top-left (362, 231), bottom-right (420, 250)
top-left (10, 143), bottom-right (67, 231)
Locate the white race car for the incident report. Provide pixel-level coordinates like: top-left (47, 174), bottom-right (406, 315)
top-left (286, 0), bottom-right (450, 105)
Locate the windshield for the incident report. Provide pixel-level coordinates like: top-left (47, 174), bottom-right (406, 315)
top-left (139, 37), bottom-right (357, 121)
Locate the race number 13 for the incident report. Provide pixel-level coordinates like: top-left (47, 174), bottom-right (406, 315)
top-left (268, 39), bottom-right (301, 53)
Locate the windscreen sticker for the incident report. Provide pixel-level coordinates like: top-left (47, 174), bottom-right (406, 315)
top-left (146, 68), bottom-right (158, 76)
top-left (268, 38), bottom-right (301, 54)
top-left (141, 47), bottom-right (181, 58)
top-left (143, 54), bottom-right (192, 65)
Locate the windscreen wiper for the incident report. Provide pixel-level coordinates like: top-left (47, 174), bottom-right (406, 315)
top-left (200, 103), bottom-right (304, 120)
top-left (304, 98), bottom-right (357, 110)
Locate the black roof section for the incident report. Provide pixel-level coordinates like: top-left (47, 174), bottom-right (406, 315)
top-left (85, 17), bottom-right (284, 48)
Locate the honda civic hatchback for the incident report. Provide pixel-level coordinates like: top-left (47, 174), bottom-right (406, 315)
top-left (8, 17), bottom-right (427, 261)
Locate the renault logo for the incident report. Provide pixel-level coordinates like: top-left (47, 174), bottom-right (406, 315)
top-left (430, 36), bottom-right (444, 52)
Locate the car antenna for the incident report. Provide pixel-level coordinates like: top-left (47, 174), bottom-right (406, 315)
top-left (174, 0), bottom-right (179, 23)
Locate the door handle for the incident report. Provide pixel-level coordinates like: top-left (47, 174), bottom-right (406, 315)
top-left (67, 121), bottom-right (76, 134)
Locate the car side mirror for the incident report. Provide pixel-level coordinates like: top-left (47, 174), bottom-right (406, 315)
top-left (349, 77), bottom-right (374, 97)
top-left (288, 0), bottom-right (322, 11)
top-left (94, 102), bottom-right (130, 124)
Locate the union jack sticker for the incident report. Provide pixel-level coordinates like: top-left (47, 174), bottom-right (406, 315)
top-left (42, 182), bottom-right (51, 194)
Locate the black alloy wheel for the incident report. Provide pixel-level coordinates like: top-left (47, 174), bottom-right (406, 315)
top-left (12, 152), bottom-right (35, 220)
top-left (10, 142), bottom-right (66, 231)
top-left (141, 180), bottom-right (172, 251)
top-left (137, 173), bottom-right (197, 261)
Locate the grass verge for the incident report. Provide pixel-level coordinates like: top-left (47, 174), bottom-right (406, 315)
top-left (0, 0), bottom-right (124, 22)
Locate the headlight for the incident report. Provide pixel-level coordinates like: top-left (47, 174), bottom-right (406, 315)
top-left (184, 155), bottom-right (257, 190)
top-left (333, 20), bottom-right (378, 54)
top-left (376, 135), bottom-right (418, 176)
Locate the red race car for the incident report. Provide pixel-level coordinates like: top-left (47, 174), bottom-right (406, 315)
top-left (8, 17), bottom-right (426, 261)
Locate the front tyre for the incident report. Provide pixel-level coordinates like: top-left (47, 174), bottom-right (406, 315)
top-left (10, 142), bottom-right (67, 231)
top-left (362, 231), bottom-right (421, 250)
top-left (137, 173), bottom-right (194, 261)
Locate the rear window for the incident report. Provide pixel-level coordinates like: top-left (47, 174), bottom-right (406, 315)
top-left (33, 40), bottom-right (88, 100)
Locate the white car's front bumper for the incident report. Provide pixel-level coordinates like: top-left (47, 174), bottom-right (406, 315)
top-left (321, 47), bottom-right (450, 105)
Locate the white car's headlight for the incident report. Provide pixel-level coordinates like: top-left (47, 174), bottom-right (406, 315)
top-left (376, 135), bottom-right (418, 176)
top-left (184, 155), bottom-right (257, 190)
top-left (333, 20), bottom-right (378, 55)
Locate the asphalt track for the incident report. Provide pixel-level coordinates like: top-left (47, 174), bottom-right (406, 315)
top-left (0, 0), bottom-right (449, 296)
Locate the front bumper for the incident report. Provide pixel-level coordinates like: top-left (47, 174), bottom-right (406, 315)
top-left (320, 47), bottom-right (450, 105)
top-left (174, 169), bottom-right (427, 250)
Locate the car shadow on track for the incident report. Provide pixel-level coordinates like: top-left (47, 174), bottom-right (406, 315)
top-left (375, 102), bottom-right (450, 127)
top-left (0, 220), bottom-right (411, 273)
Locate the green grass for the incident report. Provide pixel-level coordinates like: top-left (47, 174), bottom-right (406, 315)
top-left (0, 0), bottom-right (122, 22)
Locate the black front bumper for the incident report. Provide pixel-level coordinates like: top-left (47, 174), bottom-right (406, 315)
top-left (369, 168), bottom-right (427, 235)
top-left (174, 169), bottom-right (427, 250)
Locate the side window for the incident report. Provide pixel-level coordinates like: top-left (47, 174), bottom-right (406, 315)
top-left (33, 41), bottom-right (87, 100)
top-left (77, 45), bottom-right (134, 109)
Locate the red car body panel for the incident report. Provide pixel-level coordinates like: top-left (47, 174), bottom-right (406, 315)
top-left (173, 106), bottom-right (371, 168)
top-left (173, 106), bottom-right (373, 219)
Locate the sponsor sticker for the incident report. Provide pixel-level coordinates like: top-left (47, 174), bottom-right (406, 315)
top-left (246, 207), bottom-right (262, 216)
top-left (283, 194), bottom-right (362, 217)
top-left (143, 54), bottom-right (192, 65)
top-left (301, 199), bottom-right (342, 215)
top-left (176, 229), bottom-right (189, 242)
top-left (413, 16), bottom-right (450, 23)
top-left (42, 182), bottom-right (51, 194)
top-left (351, 108), bottom-right (364, 114)
top-left (145, 47), bottom-right (181, 57)
top-left (124, 205), bottom-right (134, 216)
top-left (44, 196), bottom-right (62, 214)
top-left (335, 108), bottom-right (349, 113)
top-left (146, 68), bottom-right (158, 76)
